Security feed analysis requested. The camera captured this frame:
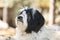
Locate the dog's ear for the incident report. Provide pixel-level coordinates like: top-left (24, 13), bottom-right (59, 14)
top-left (31, 10), bottom-right (45, 32)
top-left (35, 10), bottom-right (45, 27)
top-left (25, 9), bottom-right (45, 33)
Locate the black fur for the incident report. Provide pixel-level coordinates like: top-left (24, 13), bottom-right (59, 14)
top-left (25, 8), bottom-right (45, 33)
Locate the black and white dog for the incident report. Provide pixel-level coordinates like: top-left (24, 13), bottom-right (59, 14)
top-left (16, 7), bottom-right (45, 33)
top-left (15, 7), bottom-right (59, 40)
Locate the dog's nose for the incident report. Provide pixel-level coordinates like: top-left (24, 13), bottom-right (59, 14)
top-left (18, 16), bottom-right (23, 19)
top-left (17, 16), bottom-right (23, 22)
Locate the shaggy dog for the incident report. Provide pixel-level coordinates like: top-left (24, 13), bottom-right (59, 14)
top-left (14, 7), bottom-right (60, 40)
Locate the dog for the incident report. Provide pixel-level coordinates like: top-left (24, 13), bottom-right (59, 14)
top-left (14, 7), bottom-right (59, 40)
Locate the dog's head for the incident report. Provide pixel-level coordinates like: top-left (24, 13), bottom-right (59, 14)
top-left (15, 7), bottom-right (45, 33)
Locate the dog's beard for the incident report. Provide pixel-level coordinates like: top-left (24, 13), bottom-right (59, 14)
top-left (15, 17), bottom-right (27, 33)
top-left (18, 11), bottom-right (28, 28)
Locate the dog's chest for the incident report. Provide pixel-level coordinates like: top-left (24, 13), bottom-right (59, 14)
top-left (16, 29), bottom-right (38, 40)
top-left (16, 26), bottom-right (53, 40)
top-left (20, 34), bottom-right (36, 40)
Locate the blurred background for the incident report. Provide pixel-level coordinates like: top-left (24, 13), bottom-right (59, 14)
top-left (0, 0), bottom-right (60, 38)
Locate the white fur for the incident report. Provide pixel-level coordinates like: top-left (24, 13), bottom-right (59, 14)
top-left (15, 25), bottom-right (60, 40)
top-left (18, 11), bottom-right (28, 28)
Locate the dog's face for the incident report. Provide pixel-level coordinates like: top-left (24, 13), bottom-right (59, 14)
top-left (16, 7), bottom-right (45, 33)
